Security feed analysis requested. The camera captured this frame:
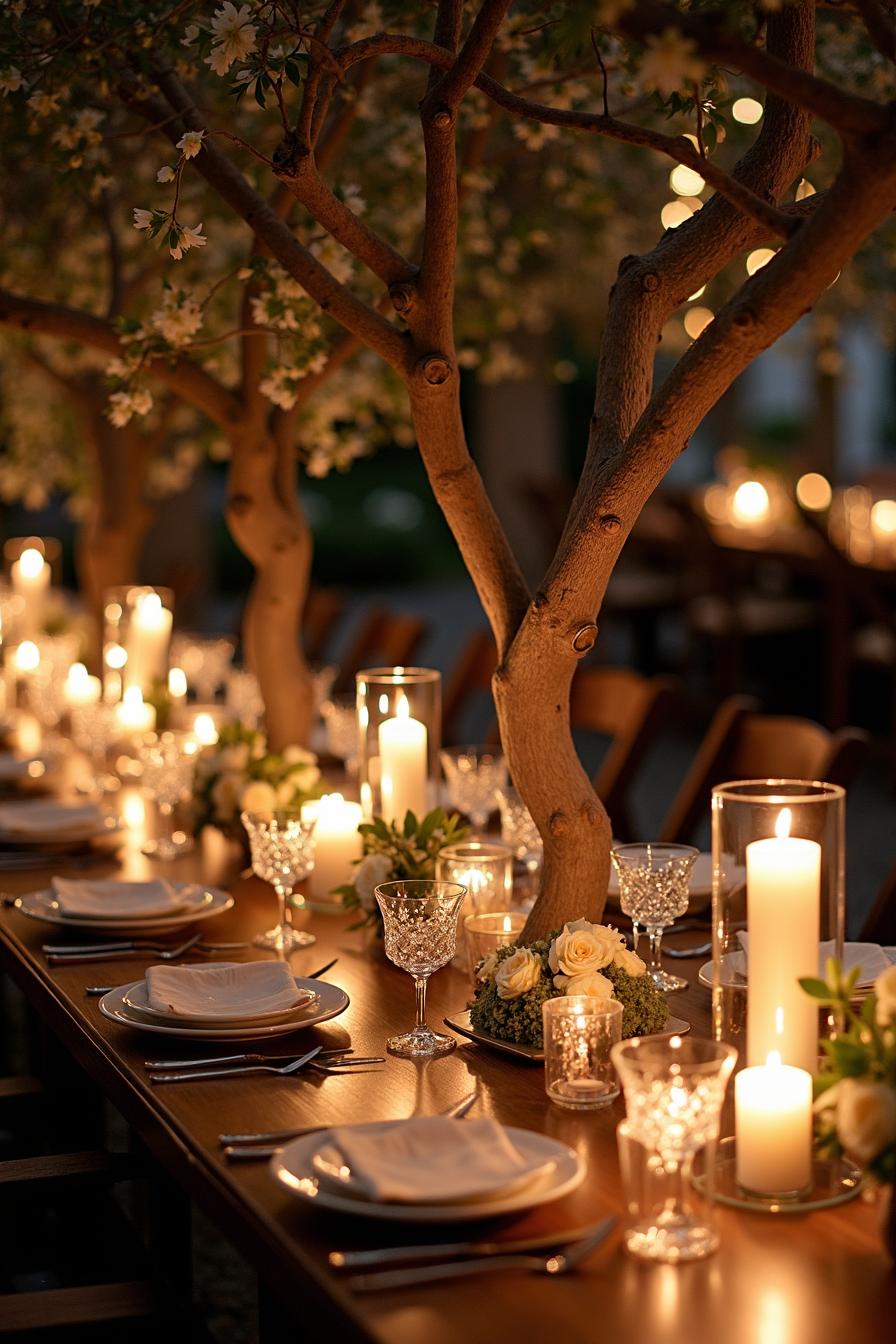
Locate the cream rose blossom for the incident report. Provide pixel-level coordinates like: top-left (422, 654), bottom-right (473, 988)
top-left (240, 780), bottom-right (277, 815)
top-left (476, 951), bottom-right (498, 982)
top-left (874, 965), bottom-right (896, 1028)
top-left (561, 971), bottom-right (614, 999)
top-left (495, 948), bottom-right (544, 1000)
top-left (353, 853), bottom-right (392, 912)
top-left (614, 947), bottom-right (647, 977)
top-left (835, 1078), bottom-right (896, 1165)
top-left (549, 919), bottom-right (624, 980)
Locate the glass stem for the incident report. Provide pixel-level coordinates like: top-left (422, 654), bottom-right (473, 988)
top-left (645, 924), bottom-right (665, 975)
top-left (274, 882), bottom-right (288, 934)
top-left (159, 801), bottom-right (173, 848)
top-left (414, 975), bottom-right (429, 1032)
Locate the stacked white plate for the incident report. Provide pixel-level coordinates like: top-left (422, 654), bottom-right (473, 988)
top-left (0, 799), bottom-right (117, 849)
top-left (698, 941), bottom-right (894, 991)
top-left (273, 1115), bottom-right (584, 1222)
top-left (15, 878), bottom-right (234, 933)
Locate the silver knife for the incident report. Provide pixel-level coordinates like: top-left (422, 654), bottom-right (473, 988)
top-left (329, 1221), bottom-right (616, 1270)
top-left (146, 1049), bottom-right (355, 1069)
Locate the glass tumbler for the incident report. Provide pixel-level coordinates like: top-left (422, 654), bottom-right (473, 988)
top-left (543, 996), bottom-right (623, 1110)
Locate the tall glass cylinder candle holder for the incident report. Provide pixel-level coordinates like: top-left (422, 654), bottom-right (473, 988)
top-left (356, 668), bottom-right (440, 823)
top-left (103, 586), bottom-right (174, 700)
top-left (4, 537), bottom-right (61, 641)
top-left (711, 780), bottom-right (844, 1075)
top-left (437, 839), bottom-right (515, 968)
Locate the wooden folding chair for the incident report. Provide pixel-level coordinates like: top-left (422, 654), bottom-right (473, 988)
top-left (302, 586), bottom-right (345, 665)
top-left (442, 628), bottom-right (497, 746)
top-left (332, 608), bottom-right (427, 695)
top-left (859, 863), bottom-right (896, 944)
top-left (659, 695), bottom-right (870, 844)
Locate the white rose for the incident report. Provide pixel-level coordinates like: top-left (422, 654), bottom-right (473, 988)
top-left (354, 852), bottom-right (393, 911)
top-left (548, 919), bottom-right (623, 978)
top-left (836, 1078), bottom-right (896, 1165)
top-left (240, 780), bottom-right (278, 815)
top-left (614, 947), bottom-right (647, 977)
top-left (476, 951), bottom-right (498, 982)
top-left (217, 743), bottom-right (250, 772)
top-left (495, 947), bottom-right (544, 1000)
top-left (284, 745), bottom-right (317, 766)
top-left (558, 971), bottom-right (614, 999)
top-left (210, 771), bottom-right (243, 821)
top-left (276, 779), bottom-right (297, 807)
top-left (874, 965), bottom-right (896, 1028)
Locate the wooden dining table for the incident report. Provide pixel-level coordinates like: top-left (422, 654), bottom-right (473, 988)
top-left (1, 824), bottom-right (894, 1343)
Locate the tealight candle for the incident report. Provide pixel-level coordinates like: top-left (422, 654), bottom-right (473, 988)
top-left (114, 686), bottom-right (156, 735)
top-left (378, 693), bottom-right (427, 823)
top-left (11, 546), bottom-right (50, 637)
top-left (745, 807), bottom-right (820, 1073)
top-left (735, 1051), bottom-right (812, 1195)
top-left (301, 793), bottom-right (363, 905)
top-left (64, 662), bottom-right (102, 707)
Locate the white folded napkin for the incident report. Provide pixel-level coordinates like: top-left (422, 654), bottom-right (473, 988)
top-left (736, 933), bottom-right (891, 988)
top-left (0, 800), bottom-right (101, 835)
top-left (321, 1117), bottom-right (537, 1204)
top-left (52, 877), bottom-right (192, 919)
top-left (145, 960), bottom-right (308, 1019)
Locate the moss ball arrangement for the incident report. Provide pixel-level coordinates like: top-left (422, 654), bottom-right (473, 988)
top-left (469, 919), bottom-right (668, 1048)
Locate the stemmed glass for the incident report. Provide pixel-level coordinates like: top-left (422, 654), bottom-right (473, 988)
top-left (375, 880), bottom-right (466, 1058)
top-left (137, 730), bottom-right (199, 860)
top-left (242, 810), bottom-right (317, 952)
top-left (170, 633), bottom-right (235, 702)
top-left (321, 695), bottom-right (359, 776)
top-left (495, 784), bottom-right (543, 900)
top-left (71, 701), bottom-right (120, 796)
top-left (611, 842), bottom-right (698, 992)
top-left (440, 745), bottom-right (507, 831)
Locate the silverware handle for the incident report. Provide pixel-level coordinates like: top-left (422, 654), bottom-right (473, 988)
top-left (48, 949), bottom-right (144, 965)
top-left (150, 1065), bottom-right (272, 1083)
top-left (146, 1054), bottom-right (258, 1069)
top-left (331, 1242), bottom-right (489, 1269)
top-left (219, 1124), bottom-right (329, 1145)
top-left (44, 942), bottom-right (135, 954)
top-left (347, 1255), bottom-right (537, 1292)
top-left (224, 1145), bottom-right (280, 1160)
top-left (314, 1056), bottom-right (385, 1067)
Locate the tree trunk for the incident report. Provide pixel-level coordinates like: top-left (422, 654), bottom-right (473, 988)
top-left (226, 423), bottom-right (314, 751)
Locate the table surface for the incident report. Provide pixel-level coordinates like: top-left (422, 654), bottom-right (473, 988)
top-left (1, 821), bottom-right (894, 1344)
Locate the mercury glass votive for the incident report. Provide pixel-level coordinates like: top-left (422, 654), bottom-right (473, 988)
top-left (356, 668), bottom-right (441, 823)
top-left (464, 910), bottom-right (526, 984)
top-left (544, 996), bottom-right (623, 1110)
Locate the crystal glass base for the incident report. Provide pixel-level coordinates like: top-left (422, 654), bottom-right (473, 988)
top-left (624, 1211), bottom-right (719, 1263)
top-left (385, 1026), bottom-right (457, 1059)
top-left (547, 1080), bottom-right (619, 1111)
top-left (254, 924), bottom-right (316, 951)
top-left (141, 834), bottom-right (194, 860)
top-left (697, 1137), bottom-right (862, 1213)
top-left (649, 967), bottom-right (689, 993)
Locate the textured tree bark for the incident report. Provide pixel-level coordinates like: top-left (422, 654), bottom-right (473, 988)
top-left (226, 424), bottom-right (314, 751)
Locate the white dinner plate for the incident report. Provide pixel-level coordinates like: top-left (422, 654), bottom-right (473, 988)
top-left (0, 813), bottom-right (121, 849)
top-left (14, 883), bottom-right (233, 933)
top-left (98, 977), bottom-right (349, 1040)
top-left (698, 942), bottom-right (894, 992)
top-left (122, 976), bottom-right (319, 1026)
top-left (272, 1122), bottom-right (584, 1222)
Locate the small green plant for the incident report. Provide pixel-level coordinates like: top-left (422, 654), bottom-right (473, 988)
top-left (336, 807), bottom-right (468, 932)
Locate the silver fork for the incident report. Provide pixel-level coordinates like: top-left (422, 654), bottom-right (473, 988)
top-left (149, 1044), bottom-right (322, 1084)
top-left (44, 938), bottom-right (248, 955)
top-left (220, 1084), bottom-right (480, 1159)
top-left (147, 1053), bottom-right (384, 1070)
top-left (48, 933), bottom-right (203, 965)
top-left (346, 1217), bottom-right (617, 1292)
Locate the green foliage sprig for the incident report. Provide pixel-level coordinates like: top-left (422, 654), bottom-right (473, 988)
top-left (336, 806), bottom-right (468, 932)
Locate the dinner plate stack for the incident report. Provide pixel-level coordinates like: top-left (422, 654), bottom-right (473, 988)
top-left (99, 961), bottom-right (350, 1041)
top-left (272, 1116), bottom-right (585, 1222)
top-left (15, 877), bottom-right (234, 933)
top-left (0, 799), bottom-right (118, 849)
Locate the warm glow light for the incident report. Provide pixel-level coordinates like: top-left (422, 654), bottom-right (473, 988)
top-left (168, 666), bottom-right (187, 698)
top-left (746, 247), bottom-right (776, 275)
top-left (105, 643), bottom-right (127, 670)
top-left (192, 712), bottom-right (219, 746)
top-left (703, 483), bottom-right (729, 522)
top-left (122, 793), bottom-right (146, 829)
top-left (15, 640), bottom-right (40, 672)
top-left (669, 163), bottom-right (705, 196)
top-left (796, 472), bottom-right (832, 511)
top-left (733, 96), bottom-right (763, 125)
top-left (732, 479), bottom-right (770, 523)
top-left (396, 693), bottom-right (410, 720)
top-left (661, 200), bottom-right (693, 230)
top-left (67, 662), bottom-right (89, 687)
top-left (123, 686), bottom-right (144, 710)
top-left (502, 915), bottom-right (513, 933)
top-left (775, 1008), bottom-right (784, 1038)
top-left (18, 547), bottom-right (45, 579)
top-left (766, 1049), bottom-right (782, 1068)
top-left (137, 591), bottom-right (163, 619)
top-left (775, 808), bottom-right (792, 840)
top-left (378, 693), bottom-right (390, 715)
top-left (795, 178), bottom-right (816, 201)
top-left (684, 306), bottom-right (714, 339)
top-left (870, 498), bottom-right (896, 536)
top-left (688, 284), bottom-right (706, 301)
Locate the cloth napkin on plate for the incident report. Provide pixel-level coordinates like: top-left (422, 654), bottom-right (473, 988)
top-left (145, 960), bottom-right (308, 1018)
top-left (736, 933), bottom-right (891, 988)
top-left (52, 877), bottom-right (192, 919)
top-left (0, 800), bottom-right (101, 835)
top-left (321, 1116), bottom-right (539, 1204)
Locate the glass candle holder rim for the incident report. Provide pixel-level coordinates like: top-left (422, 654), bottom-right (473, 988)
top-left (240, 808), bottom-right (316, 826)
top-left (437, 839), bottom-right (515, 861)
top-left (544, 993), bottom-right (624, 1020)
top-left (355, 666), bottom-right (441, 687)
top-left (441, 743), bottom-right (505, 757)
top-left (611, 1035), bottom-right (738, 1075)
top-left (463, 910), bottom-right (527, 935)
top-left (611, 841), bottom-right (700, 863)
top-left (4, 535), bottom-right (62, 563)
top-left (103, 582), bottom-right (175, 609)
top-left (711, 778), bottom-right (846, 806)
top-left (375, 879), bottom-right (467, 904)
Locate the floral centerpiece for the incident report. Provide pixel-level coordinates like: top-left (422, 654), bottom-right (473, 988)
top-left (336, 807), bottom-right (468, 931)
top-left (192, 721), bottom-right (321, 842)
top-left (801, 960), bottom-right (896, 1187)
top-left (470, 918), bottom-right (668, 1045)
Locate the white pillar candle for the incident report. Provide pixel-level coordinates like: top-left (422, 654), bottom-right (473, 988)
top-left (11, 547), bottom-right (50, 637)
top-left (124, 592), bottom-right (172, 693)
top-left (735, 1051), bottom-right (813, 1194)
top-left (168, 666), bottom-right (188, 707)
top-left (378, 694), bottom-right (427, 823)
top-left (115, 686), bottom-right (156, 735)
top-left (64, 662), bottom-right (102, 707)
top-left (746, 807), bottom-right (821, 1074)
top-left (301, 793), bottom-right (363, 905)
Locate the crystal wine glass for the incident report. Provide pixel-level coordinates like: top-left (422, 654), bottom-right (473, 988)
top-left (440, 745), bottom-right (507, 831)
top-left (495, 784), bottom-right (543, 902)
top-left (375, 880), bottom-right (467, 1058)
top-left (611, 842), bottom-right (699, 992)
top-left (241, 810), bottom-right (317, 952)
top-left (321, 695), bottom-right (359, 776)
top-left (137, 730), bottom-right (199, 860)
top-left (71, 700), bottom-right (120, 796)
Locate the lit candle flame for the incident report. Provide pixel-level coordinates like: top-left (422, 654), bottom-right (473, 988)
top-left (18, 547), bottom-right (45, 579)
top-left (775, 808), bottom-right (792, 840)
top-left (765, 1050), bottom-right (782, 1069)
top-left (15, 640), bottom-right (39, 672)
top-left (396, 693), bottom-right (410, 720)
